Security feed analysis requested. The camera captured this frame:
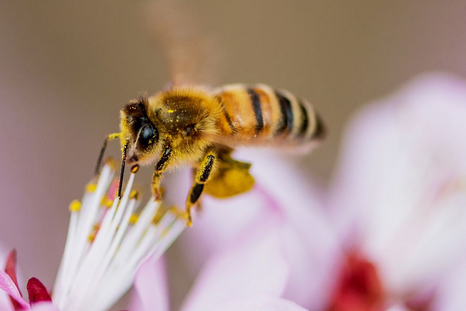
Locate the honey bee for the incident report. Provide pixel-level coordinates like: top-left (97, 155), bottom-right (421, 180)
top-left (94, 2), bottom-right (325, 227)
top-left (95, 84), bottom-right (325, 226)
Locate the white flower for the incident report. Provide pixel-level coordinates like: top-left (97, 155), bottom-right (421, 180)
top-left (0, 162), bottom-right (185, 311)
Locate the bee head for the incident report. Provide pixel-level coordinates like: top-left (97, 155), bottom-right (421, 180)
top-left (120, 97), bottom-right (160, 163)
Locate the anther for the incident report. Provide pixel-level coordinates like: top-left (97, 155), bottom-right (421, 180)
top-left (151, 207), bottom-right (166, 225)
top-left (129, 214), bottom-right (139, 224)
top-left (131, 164), bottom-right (140, 174)
top-left (88, 224), bottom-right (100, 243)
top-left (69, 200), bottom-right (82, 212)
top-left (167, 207), bottom-right (188, 220)
top-left (130, 190), bottom-right (139, 200)
top-left (100, 197), bottom-right (113, 208)
top-left (104, 157), bottom-right (117, 170)
top-left (86, 183), bottom-right (97, 193)
top-left (186, 215), bottom-right (193, 228)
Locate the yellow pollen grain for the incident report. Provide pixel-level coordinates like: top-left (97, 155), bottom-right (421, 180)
top-left (130, 190), bottom-right (139, 200)
top-left (167, 109), bottom-right (175, 113)
top-left (86, 183), bottom-right (97, 193)
top-left (151, 208), bottom-right (165, 225)
top-left (88, 233), bottom-right (96, 243)
top-left (69, 200), bottom-right (82, 212)
top-left (100, 197), bottom-right (113, 208)
top-left (168, 207), bottom-right (188, 221)
top-left (129, 214), bottom-right (139, 224)
top-left (88, 224), bottom-right (100, 242)
top-left (131, 165), bottom-right (140, 174)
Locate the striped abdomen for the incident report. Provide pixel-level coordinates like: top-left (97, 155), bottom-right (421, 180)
top-left (213, 84), bottom-right (325, 147)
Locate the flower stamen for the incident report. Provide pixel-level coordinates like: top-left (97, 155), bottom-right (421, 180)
top-left (53, 163), bottom-right (185, 311)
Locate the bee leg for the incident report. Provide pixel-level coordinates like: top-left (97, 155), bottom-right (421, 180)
top-left (186, 151), bottom-right (217, 227)
top-left (151, 145), bottom-right (173, 201)
top-left (95, 133), bottom-right (121, 175)
top-left (204, 149), bottom-right (255, 198)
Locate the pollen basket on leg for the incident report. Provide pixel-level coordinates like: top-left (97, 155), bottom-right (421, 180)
top-left (53, 162), bottom-right (186, 311)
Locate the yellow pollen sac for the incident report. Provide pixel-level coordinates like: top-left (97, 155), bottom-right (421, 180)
top-left (151, 205), bottom-right (167, 225)
top-left (129, 214), bottom-right (139, 224)
top-left (88, 224), bottom-right (100, 242)
top-left (86, 183), bottom-right (97, 193)
top-left (152, 206), bottom-right (187, 225)
top-left (100, 197), bottom-right (113, 208)
top-left (168, 207), bottom-right (188, 221)
top-left (130, 190), bottom-right (139, 200)
top-left (88, 233), bottom-right (96, 243)
top-left (69, 200), bottom-right (82, 212)
top-left (104, 158), bottom-right (117, 169)
top-left (131, 165), bottom-right (140, 174)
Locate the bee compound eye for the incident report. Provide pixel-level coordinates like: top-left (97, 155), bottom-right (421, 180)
top-left (139, 125), bottom-right (158, 149)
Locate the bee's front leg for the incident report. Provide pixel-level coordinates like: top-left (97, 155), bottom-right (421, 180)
top-left (186, 150), bottom-right (217, 227)
top-left (152, 145), bottom-right (173, 201)
top-left (95, 133), bottom-right (121, 175)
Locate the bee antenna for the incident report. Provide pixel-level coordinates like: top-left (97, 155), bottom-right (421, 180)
top-left (118, 141), bottom-right (129, 199)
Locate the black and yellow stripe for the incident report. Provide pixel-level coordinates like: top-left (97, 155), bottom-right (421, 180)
top-left (275, 91), bottom-right (293, 136)
top-left (214, 84), bottom-right (325, 147)
top-left (247, 88), bottom-right (264, 136)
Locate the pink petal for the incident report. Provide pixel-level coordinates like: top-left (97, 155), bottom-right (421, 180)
top-left (184, 151), bottom-right (341, 310)
top-left (181, 187), bottom-right (272, 273)
top-left (5, 250), bottom-right (24, 311)
top-left (27, 278), bottom-right (51, 305)
top-left (330, 73), bottom-right (466, 295)
top-left (433, 259), bottom-right (466, 311)
top-left (385, 306), bottom-right (410, 311)
top-left (0, 246), bottom-right (15, 311)
top-left (181, 213), bottom-right (289, 311)
top-left (242, 151), bottom-right (341, 310)
top-left (213, 295), bottom-right (308, 311)
top-left (5, 250), bottom-right (20, 293)
top-left (30, 302), bottom-right (60, 311)
top-left (0, 268), bottom-right (29, 309)
top-left (129, 255), bottom-right (169, 311)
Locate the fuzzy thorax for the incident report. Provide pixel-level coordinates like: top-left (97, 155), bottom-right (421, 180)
top-left (120, 87), bottom-right (221, 167)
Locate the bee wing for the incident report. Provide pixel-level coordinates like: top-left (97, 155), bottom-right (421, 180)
top-left (143, 1), bottom-right (221, 87)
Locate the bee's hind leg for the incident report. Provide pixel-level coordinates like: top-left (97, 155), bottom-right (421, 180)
top-left (185, 150), bottom-right (217, 227)
top-left (203, 148), bottom-right (255, 199)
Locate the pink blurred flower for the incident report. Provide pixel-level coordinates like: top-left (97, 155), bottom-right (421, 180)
top-left (169, 150), bottom-right (342, 311)
top-left (130, 208), bottom-right (310, 311)
top-left (328, 74), bottom-right (466, 310)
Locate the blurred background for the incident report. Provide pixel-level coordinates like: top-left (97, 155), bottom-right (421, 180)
top-left (1, 0), bottom-right (466, 307)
